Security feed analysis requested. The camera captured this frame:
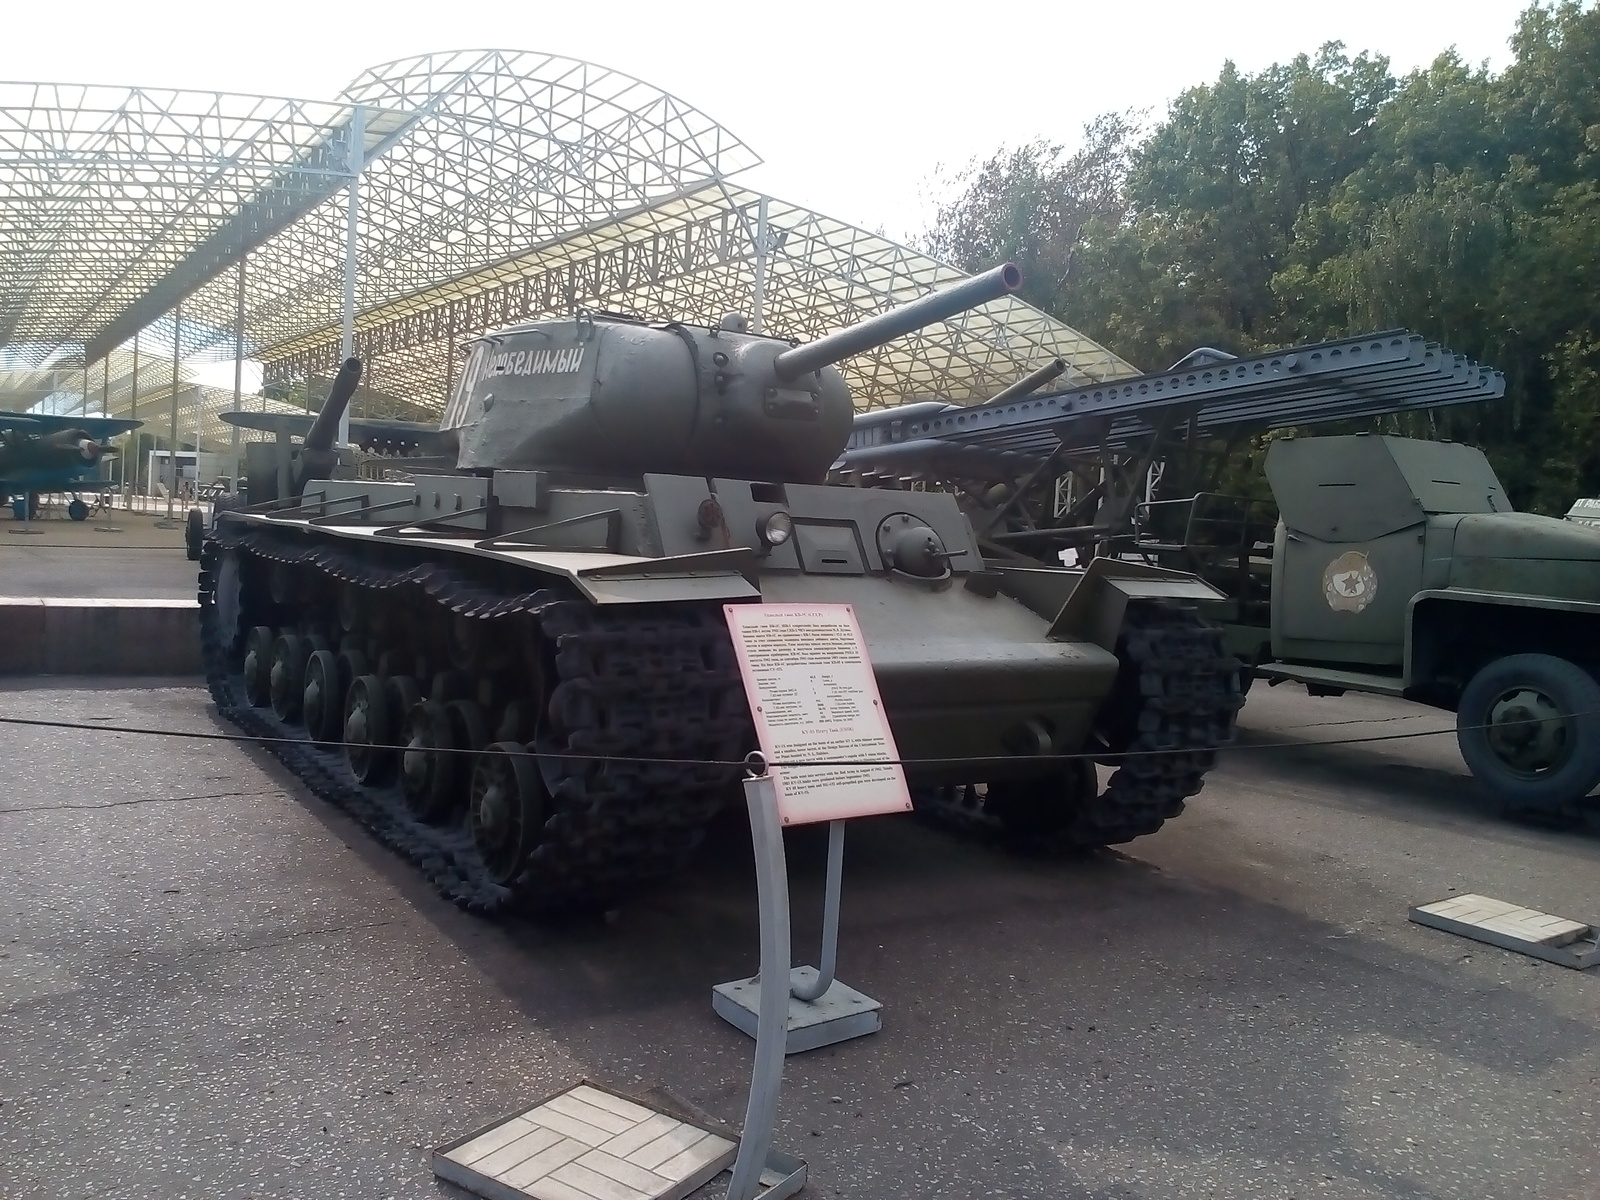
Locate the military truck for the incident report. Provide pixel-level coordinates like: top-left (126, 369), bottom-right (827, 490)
top-left (1137, 432), bottom-right (1600, 812)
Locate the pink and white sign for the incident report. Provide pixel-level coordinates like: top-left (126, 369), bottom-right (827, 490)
top-left (723, 603), bottom-right (912, 826)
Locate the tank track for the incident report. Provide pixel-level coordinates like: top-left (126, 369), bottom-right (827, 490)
top-left (198, 523), bottom-right (748, 914)
top-left (913, 601), bottom-right (1243, 849)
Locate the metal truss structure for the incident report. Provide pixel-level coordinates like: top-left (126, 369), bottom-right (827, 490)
top-left (0, 82), bottom-right (415, 365)
top-left (1, 49), bottom-right (1135, 453)
top-left (262, 184), bottom-right (1135, 416)
top-left (835, 331), bottom-right (1507, 564)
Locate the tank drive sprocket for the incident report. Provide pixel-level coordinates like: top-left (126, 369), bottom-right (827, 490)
top-left (199, 525), bottom-right (749, 914)
top-left (913, 601), bottom-right (1243, 849)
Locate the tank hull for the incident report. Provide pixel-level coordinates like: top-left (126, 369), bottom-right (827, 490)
top-left (759, 573), bottom-right (1119, 780)
top-left (200, 468), bottom-right (1242, 913)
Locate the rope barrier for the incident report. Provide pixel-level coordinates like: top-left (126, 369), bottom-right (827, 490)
top-left (0, 706), bottom-right (1555, 771)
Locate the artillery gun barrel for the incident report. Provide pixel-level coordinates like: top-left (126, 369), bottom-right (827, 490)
top-left (773, 263), bottom-right (1022, 381)
top-left (986, 358), bottom-right (1066, 405)
top-left (304, 357), bottom-right (363, 452)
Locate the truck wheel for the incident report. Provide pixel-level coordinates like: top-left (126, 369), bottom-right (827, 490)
top-left (1456, 653), bottom-right (1600, 811)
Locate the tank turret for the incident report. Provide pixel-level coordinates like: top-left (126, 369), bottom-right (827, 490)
top-left (446, 263), bottom-right (1022, 484)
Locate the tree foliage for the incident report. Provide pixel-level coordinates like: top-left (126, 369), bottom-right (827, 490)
top-left (926, 2), bottom-right (1600, 512)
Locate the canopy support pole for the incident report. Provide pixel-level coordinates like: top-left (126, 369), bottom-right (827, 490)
top-left (339, 105), bottom-right (364, 449)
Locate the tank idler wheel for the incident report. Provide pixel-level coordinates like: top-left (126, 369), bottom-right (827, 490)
top-left (269, 634), bottom-right (311, 722)
top-left (243, 627), bottom-right (276, 708)
top-left (343, 675), bottom-right (393, 785)
top-left (401, 700), bottom-right (468, 824)
top-left (470, 742), bottom-right (546, 885)
top-left (302, 650), bottom-right (343, 745)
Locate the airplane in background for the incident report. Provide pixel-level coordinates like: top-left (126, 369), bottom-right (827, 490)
top-left (0, 411), bottom-right (142, 520)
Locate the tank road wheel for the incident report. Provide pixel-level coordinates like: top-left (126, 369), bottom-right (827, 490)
top-left (343, 675), bottom-right (393, 785)
top-left (469, 743), bottom-right (546, 885)
top-left (302, 650), bottom-right (343, 745)
top-left (401, 700), bottom-right (468, 823)
top-left (269, 635), bottom-right (311, 722)
top-left (1457, 654), bottom-right (1600, 812)
top-left (242, 626), bottom-right (275, 707)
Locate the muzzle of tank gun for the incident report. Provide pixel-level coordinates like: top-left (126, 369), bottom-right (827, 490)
top-left (771, 263), bottom-right (1023, 381)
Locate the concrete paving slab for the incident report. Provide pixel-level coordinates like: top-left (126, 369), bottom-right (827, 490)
top-left (1, 679), bottom-right (1597, 1200)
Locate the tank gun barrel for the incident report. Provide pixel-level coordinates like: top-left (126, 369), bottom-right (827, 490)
top-left (985, 358), bottom-right (1066, 406)
top-left (773, 263), bottom-right (1022, 381)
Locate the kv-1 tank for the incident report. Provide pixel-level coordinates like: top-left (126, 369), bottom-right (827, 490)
top-left (198, 264), bottom-right (1243, 913)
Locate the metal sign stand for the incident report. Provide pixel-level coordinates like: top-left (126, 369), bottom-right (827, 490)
top-left (713, 809), bottom-right (882, 1054)
top-left (716, 602), bottom-right (907, 1200)
top-left (720, 765), bottom-right (811, 1200)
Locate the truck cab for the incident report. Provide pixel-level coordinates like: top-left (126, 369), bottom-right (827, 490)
top-left (1153, 433), bottom-right (1600, 813)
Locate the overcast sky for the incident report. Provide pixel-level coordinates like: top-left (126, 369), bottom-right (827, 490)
top-left (2, 0), bottom-right (1537, 243)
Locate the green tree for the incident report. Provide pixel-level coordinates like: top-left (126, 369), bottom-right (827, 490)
top-left (924, 114), bottom-right (1137, 317)
top-left (925, 2), bottom-right (1600, 512)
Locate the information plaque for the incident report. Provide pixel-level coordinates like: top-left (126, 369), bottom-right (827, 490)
top-left (723, 603), bottom-right (911, 826)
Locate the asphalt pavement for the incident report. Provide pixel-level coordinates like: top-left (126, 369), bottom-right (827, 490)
top-left (1, 680), bottom-right (1596, 1200)
top-left (0, 511), bottom-right (194, 599)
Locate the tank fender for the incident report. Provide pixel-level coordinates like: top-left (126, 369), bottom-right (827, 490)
top-left (1049, 557), bottom-right (1225, 649)
top-left (570, 548), bottom-right (760, 604)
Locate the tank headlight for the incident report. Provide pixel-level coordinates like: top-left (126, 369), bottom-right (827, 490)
top-left (759, 511), bottom-right (794, 548)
